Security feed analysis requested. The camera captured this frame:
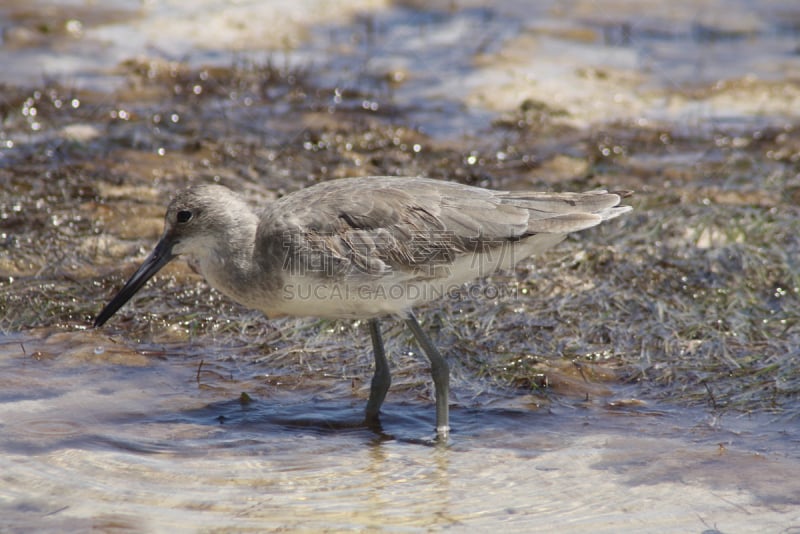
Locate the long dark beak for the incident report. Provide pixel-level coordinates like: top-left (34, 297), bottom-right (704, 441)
top-left (94, 237), bottom-right (176, 327)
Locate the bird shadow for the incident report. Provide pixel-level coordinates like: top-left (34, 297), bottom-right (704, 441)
top-left (160, 394), bottom-right (556, 448)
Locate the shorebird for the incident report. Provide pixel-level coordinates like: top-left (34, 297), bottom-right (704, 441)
top-left (94, 176), bottom-right (631, 438)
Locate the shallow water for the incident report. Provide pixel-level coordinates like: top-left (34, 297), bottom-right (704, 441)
top-left (2, 330), bottom-right (799, 532)
top-left (3, 0), bottom-right (800, 531)
top-left (4, 0), bottom-right (799, 136)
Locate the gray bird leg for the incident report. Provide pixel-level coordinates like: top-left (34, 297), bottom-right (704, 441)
top-left (405, 313), bottom-right (450, 438)
top-left (365, 319), bottom-right (391, 423)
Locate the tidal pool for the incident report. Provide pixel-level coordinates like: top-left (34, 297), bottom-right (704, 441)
top-left (1, 330), bottom-right (798, 532)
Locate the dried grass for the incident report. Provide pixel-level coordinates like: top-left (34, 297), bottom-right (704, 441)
top-left (1, 61), bottom-right (798, 419)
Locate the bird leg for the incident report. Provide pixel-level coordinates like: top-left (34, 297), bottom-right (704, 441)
top-left (405, 313), bottom-right (450, 438)
top-left (365, 319), bottom-right (391, 424)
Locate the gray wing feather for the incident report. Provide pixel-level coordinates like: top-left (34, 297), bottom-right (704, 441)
top-left (260, 177), bottom-right (630, 279)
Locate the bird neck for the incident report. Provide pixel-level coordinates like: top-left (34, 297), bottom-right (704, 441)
top-left (198, 211), bottom-right (268, 305)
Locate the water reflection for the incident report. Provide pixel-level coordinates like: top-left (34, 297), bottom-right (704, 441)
top-left (1, 330), bottom-right (799, 530)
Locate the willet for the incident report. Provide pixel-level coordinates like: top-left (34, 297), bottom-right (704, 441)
top-left (94, 176), bottom-right (632, 438)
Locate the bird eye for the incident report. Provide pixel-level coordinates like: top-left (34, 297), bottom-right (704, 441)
top-left (176, 210), bottom-right (193, 223)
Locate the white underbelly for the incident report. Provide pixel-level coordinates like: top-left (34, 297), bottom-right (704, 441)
top-left (271, 233), bottom-right (567, 319)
